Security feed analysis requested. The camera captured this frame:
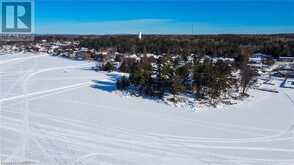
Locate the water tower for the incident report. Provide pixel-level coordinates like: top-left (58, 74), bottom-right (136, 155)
top-left (138, 32), bottom-right (142, 40)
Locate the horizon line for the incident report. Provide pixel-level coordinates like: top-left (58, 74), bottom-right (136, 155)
top-left (34, 33), bottom-right (294, 36)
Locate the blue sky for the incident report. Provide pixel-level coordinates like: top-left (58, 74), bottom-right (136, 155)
top-left (35, 0), bottom-right (294, 34)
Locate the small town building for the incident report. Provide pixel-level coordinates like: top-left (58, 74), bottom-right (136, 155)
top-left (278, 57), bottom-right (294, 63)
top-left (249, 53), bottom-right (272, 64)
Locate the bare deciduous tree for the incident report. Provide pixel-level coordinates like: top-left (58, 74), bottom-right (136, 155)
top-left (240, 47), bottom-right (256, 95)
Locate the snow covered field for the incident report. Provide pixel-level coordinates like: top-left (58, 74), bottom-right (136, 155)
top-left (0, 53), bottom-right (293, 165)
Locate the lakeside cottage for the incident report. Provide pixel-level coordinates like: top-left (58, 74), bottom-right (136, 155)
top-left (284, 79), bottom-right (294, 88)
top-left (278, 57), bottom-right (294, 63)
top-left (249, 53), bottom-right (273, 64)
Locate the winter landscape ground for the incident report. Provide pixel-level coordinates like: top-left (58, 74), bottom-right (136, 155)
top-left (0, 53), bottom-right (294, 165)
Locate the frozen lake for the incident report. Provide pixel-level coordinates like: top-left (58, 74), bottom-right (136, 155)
top-left (0, 53), bottom-right (293, 165)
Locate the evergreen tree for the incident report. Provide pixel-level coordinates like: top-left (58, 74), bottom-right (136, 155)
top-left (103, 62), bottom-right (114, 72)
top-left (171, 76), bottom-right (185, 99)
top-left (116, 76), bottom-right (130, 91)
top-left (175, 64), bottom-right (190, 84)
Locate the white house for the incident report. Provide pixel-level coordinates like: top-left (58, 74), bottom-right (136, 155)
top-left (283, 78), bottom-right (294, 88)
top-left (278, 57), bottom-right (294, 63)
top-left (249, 53), bottom-right (272, 64)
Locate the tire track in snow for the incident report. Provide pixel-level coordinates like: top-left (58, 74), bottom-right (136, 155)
top-left (56, 98), bottom-right (275, 137)
top-left (31, 125), bottom-right (294, 165)
top-left (1, 60), bottom-right (94, 162)
top-left (31, 123), bottom-right (294, 165)
top-left (3, 97), bottom-right (291, 145)
top-left (0, 54), bottom-right (48, 65)
top-left (2, 88), bottom-right (279, 143)
top-left (0, 82), bottom-right (92, 104)
top-left (2, 108), bottom-right (293, 155)
top-left (2, 104), bottom-right (294, 165)
top-left (2, 110), bottom-right (293, 146)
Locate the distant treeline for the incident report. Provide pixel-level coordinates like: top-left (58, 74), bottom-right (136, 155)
top-left (78, 35), bottom-right (294, 58)
top-left (1, 34), bottom-right (294, 58)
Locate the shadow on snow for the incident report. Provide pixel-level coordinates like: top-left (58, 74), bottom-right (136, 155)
top-left (91, 72), bottom-right (122, 93)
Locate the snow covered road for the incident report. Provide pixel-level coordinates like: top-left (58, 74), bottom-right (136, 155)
top-left (0, 53), bottom-right (294, 165)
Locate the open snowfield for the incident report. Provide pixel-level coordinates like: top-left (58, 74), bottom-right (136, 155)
top-left (0, 53), bottom-right (294, 165)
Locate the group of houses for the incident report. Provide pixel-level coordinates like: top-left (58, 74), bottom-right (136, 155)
top-left (1, 40), bottom-right (294, 89)
top-left (249, 53), bottom-right (294, 65)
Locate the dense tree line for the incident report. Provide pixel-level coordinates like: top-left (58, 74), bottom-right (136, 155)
top-left (80, 35), bottom-right (294, 59)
